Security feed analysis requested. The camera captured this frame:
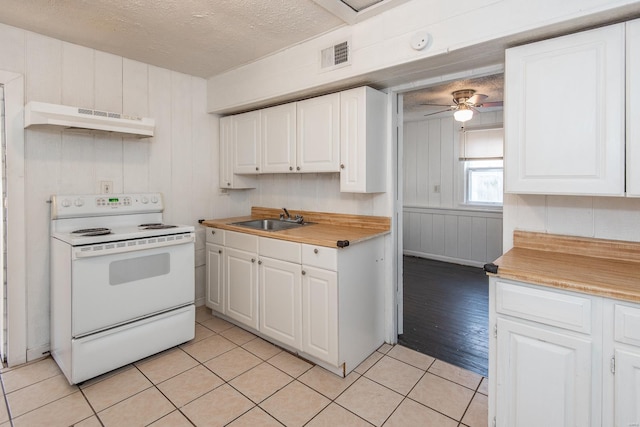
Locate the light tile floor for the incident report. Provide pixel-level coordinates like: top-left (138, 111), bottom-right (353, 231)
top-left (0, 306), bottom-right (488, 426)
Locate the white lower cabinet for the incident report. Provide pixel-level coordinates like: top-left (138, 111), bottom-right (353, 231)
top-left (259, 256), bottom-right (301, 349)
top-left (224, 247), bottom-right (258, 330)
top-left (495, 317), bottom-right (593, 427)
top-left (205, 242), bottom-right (224, 313)
top-left (614, 348), bottom-right (640, 425)
top-left (301, 266), bottom-right (338, 365)
top-left (491, 278), bottom-right (640, 427)
top-left (205, 226), bottom-right (384, 375)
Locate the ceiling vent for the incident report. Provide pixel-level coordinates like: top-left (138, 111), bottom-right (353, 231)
top-left (24, 102), bottom-right (155, 138)
top-left (320, 40), bottom-right (351, 70)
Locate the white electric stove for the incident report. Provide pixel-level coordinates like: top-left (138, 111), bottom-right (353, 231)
top-left (50, 193), bottom-right (196, 384)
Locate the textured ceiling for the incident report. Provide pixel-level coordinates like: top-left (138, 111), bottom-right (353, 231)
top-left (403, 73), bottom-right (504, 118)
top-left (0, 0), bottom-right (348, 78)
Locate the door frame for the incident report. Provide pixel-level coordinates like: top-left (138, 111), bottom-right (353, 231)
top-left (388, 64), bottom-right (504, 340)
top-left (0, 70), bottom-right (27, 366)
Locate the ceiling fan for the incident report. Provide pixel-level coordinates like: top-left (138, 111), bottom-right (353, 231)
top-left (421, 89), bottom-right (503, 122)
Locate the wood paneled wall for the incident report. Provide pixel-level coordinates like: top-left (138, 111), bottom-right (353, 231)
top-left (0, 23), bottom-right (247, 359)
top-left (403, 112), bottom-right (503, 266)
top-left (403, 207), bottom-right (502, 267)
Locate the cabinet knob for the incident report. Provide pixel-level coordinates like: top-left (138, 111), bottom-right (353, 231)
top-left (314, 248), bottom-right (319, 254)
top-left (255, 167), bottom-right (259, 171)
top-left (340, 164), bottom-right (345, 169)
top-left (289, 166), bottom-right (293, 171)
top-left (218, 250), bottom-right (222, 254)
top-left (258, 260), bottom-right (262, 265)
top-left (296, 166), bottom-right (301, 171)
top-left (302, 270), bottom-right (306, 275)
top-left (227, 182), bottom-right (231, 186)
top-left (211, 230), bottom-right (215, 235)
top-left (251, 258), bottom-right (256, 263)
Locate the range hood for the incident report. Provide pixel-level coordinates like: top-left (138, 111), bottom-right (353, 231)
top-left (24, 101), bottom-right (155, 138)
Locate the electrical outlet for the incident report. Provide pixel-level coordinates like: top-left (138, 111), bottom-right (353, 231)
top-left (101, 181), bottom-right (113, 194)
top-left (434, 184), bottom-right (441, 194)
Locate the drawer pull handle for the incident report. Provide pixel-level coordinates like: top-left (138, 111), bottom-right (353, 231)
top-left (314, 248), bottom-right (319, 254)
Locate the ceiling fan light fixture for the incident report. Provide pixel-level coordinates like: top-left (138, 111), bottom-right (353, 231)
top-left (454, 105), bottom-right (473, 122)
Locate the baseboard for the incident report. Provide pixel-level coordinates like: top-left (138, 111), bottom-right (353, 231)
top-left (402, 250), bottom-right (485, 268)
top-left (27, 344), bottom-right (51, 362)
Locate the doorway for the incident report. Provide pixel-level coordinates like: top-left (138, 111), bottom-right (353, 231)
top-left (393, 70), bottom-right (504, 378)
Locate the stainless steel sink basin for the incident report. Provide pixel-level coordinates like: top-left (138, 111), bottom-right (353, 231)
top-left (231, 218), bottom-right (314, 232)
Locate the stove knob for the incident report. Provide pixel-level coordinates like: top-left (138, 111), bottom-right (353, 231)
top-left (74, 198), bottom-right (84, 207)
top-left (151, 196), bottom-right (159, 204)
top-left (141, 196), bottom-right (149, 204)
top-left (61, 199), bottom-right (71, 208)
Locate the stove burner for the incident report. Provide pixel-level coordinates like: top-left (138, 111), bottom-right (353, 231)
top-left (71, 228), bottom-right (112, 237)
top-left (139, 224), bottom-right (178, 230)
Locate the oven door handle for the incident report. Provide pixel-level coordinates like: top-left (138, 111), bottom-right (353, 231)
top-left (73, 234), bottom-right (195, 259)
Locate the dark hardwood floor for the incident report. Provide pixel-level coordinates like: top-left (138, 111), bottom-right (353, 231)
top-left (399, 256), bottom-right (489, 377)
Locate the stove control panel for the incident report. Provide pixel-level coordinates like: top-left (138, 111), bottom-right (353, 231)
top-left (51, 193), bottom-right (164, 219)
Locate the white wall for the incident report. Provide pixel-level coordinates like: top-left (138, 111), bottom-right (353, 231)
top-left (0, 23), bottom-right (251, 361)
top-left (207, 0), bottom-right (640, 113)
top-left (503, 194), bottom-right (640, 250)
top-left (403, 112), bottom-right (503, 265)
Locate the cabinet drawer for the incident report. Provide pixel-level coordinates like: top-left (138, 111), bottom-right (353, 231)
top-left (259, 237), bottom-right (301, 263)
top-left (206, 228), bottom-right (224, 245)
top-left (302, 244), bottom-right (337, 271)
top-left (614, 304), bottom-right (640, 346)
top-left (496, 281), bottom-right (592, 333)
top-left (225, 230), bottom-right (258, 252)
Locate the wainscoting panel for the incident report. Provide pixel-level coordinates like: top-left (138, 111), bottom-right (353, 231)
top-left (403, 206), bottom-right (503, 267)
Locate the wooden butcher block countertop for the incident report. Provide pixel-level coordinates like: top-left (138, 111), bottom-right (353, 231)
top-left (200, 207), bottom-right (391, 248)
top-left (492, 230), bottom-right (640, 303)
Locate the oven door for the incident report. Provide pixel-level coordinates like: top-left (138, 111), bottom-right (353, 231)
top-left (71, 237), bottom-right (194, 337)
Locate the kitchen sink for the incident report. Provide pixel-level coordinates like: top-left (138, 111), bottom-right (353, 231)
top-left (231, 218), bottom-right (314, 232)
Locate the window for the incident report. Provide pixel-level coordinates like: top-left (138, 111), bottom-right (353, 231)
top-left (459, 126), bottom-right (504, 207)
top-left (465, 160), bottom-right (503, 205)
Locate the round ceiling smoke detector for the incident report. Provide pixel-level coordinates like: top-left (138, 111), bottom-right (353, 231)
top-left (410, 32), bottom-right (431, 51)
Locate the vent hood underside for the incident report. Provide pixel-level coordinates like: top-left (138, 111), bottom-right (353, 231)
top-left (24, 101), bottom-right (155, 138)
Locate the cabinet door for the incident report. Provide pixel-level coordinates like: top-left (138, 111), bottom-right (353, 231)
top-left (340, 87), bottom-right (386, 193)
top-left (496, 317), bottom-right (594, 427)
top-left (627, 19), bottom-right (640, 197)
top-left (504, 23), bottom-right (625, 196)
top-left (301, 266), bottom-right (338, 365)
top-left (259, 257), bottom-right (302, 348)
top-left (296, 93), bottom-right (340, 172)
top-left (205, 243), bottom-right (224, 313)
top-left (219, 116), bottom-right (256, 189)
top-left (262, 103), bottom-right (296, 173)
top-left (224, 247), bottom-right (258, 329)
top-left (614, 348), bottom-right (640, 426)
top-left (233, 111), bottom-right (261, 174)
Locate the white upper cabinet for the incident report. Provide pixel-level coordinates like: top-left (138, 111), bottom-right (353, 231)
top-left (340, 87), bottom-right (387, 193)
top-left (296, 93), bottom-right (341, 173)
top-left (505, 23), bottom-right (625, 196)
top-left (261, 103), bottom-right (297, 173)
top-left (219, 116), bottom-right (256, 189)
top-left (232, 110), bottom-right (261, 174)
top-left (627, 19), bottom-right (640, 197)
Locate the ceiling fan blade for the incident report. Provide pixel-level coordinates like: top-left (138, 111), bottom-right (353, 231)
top-left (420, 103), bottom-right (454, 107)
top-left (424, 108), bottom-right (453, 117)
top-left (468, 93), bottom-right (488, 105)
top-left (478, 101), bottom-right (504, 107)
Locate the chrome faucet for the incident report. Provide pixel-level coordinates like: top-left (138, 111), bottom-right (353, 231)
top-left (280, 208), bottom-right (304, 224)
